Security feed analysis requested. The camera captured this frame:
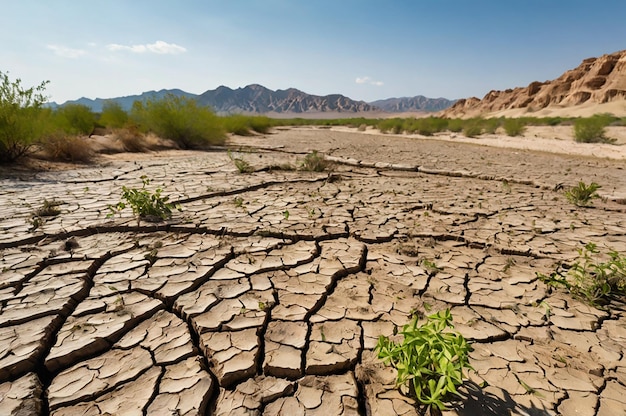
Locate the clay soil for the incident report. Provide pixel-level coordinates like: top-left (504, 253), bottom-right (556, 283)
top-left (1, 126), bottom-right (626, 415)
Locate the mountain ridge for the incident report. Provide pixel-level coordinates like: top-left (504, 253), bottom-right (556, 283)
top-left (443, 49), bottom-right (626, 118)
top-left (51, 85), bottom-right (455, 114)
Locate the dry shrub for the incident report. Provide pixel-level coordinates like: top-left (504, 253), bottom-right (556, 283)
top-left (114, 128), bottom-right (149, 152)
top-left (41, 133), bottom-right (94, 163)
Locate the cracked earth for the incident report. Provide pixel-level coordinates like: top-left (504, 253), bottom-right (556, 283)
top-left (1, 127), bottom-right (626, 415)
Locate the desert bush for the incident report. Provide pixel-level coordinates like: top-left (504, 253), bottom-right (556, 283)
top-left (131, 94), bottom-right (225, 149)
top-left (573, 116), bottom-right (614, 143)
top-left (376, 309), bottom-right (473, 413)
top-left (52, 104), bottom-right (96, 135)
top-left (462, 121), bottom-right (482, 138)
top-left (0, 71), bottom-right (49, 163)
top-left (482, 118), bottom-right (501, 134)
top-left (113, 128), bottom-right (149, 152)
top-left (357, 123), bottom-right (367, 131)
top-left (503, 118), bottom-right (526, 136)
top-left (99, 101), bottom-right (129, 129)
top-left (300, 150), bottom-right (330, 171)
top-left (447, 119), bottom-right (464, 133)
top-left (378, 119), bottom-right (404, 134)
top-left (40, 132), bottom-right (94, 163)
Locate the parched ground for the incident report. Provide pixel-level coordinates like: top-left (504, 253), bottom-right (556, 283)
top-left (1, 127), bottom-right (626, 415)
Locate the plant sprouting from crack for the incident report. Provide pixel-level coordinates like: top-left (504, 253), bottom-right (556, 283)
top-left (376, 309), bottom-right (473, 414)
top-left (300, 150), bottom-right (330, 172)
top-left (228, 150), bottom-right (253, 173)
top-left (107, 175), bottom-right (180, 225)
top-left (537, 242), bottom-right (626, 307)
top-left (565, 181), bottom-right (601, 207)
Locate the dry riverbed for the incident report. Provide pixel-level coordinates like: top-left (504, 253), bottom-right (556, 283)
top-left (1, 126), bottom-right (626, 415)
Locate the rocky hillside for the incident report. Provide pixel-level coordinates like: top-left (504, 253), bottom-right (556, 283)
top-left (370, 96), bottom-right (456, 112)
top-left (444, 50), bottom-right (626, 117)
top-left (198, 84), bottom-right (377, 114)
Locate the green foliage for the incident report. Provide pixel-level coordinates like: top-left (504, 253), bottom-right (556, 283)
top-left (537, 242), bottom-right (626, 307)
top-left (131, 94), bottom-right (225, 149)
top-left (565, 181), bottom-right (601, 206)
top-left (300, 150), bottom-right (330, 172)
top-left (52, 104), bottom-right (95, 135)
top-left (573, 115), bottom-right (614, 143)
top-left (377, 118), bottom-right (404, 134)
top-left (0, 71), bottom-right (49, 162)
top-left (228, 150), bottom-right (253, 173)
top-left (221, 115), bottom-right (273, 135)
top-left (108, 175), bottom-right (180, 223)
top-left (99, 101), bottom-right (129, 129)
top-left (447, 119), bottom-right (463, 133)
top-left (481, 118), bottom-right (500, 134)
top-left (376, 309), bottom-right (473, 412)
top-left (503, 119), bottom-right (526, 136)
top-left (462, 121), bottom-right (482, 138)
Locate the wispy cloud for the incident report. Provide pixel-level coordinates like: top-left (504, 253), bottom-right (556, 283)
top-left (47, 44), bottom-right (86, 59)
top-left (106, 40), bottom-right (187, 55)
top-left (356, 76), bottom-right (384, 86)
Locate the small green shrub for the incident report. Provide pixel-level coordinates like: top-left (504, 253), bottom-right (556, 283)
top-left (573, 116), bottom-right (614, 143)
top-left (565, 181), bottom-right (601, 206)
top-left (376, 309), bottom-right (473, 412)
top-left (108, 175), bottom-right (180, 224)
top-left (228, 150), bottom-right (253, 173)
top-left (503, 119), bottom-right (526, 136)
top-left (538, 242), bottom-right (626, 307)
top-left (131, 94), bottom-right (225, 149)
top-left (447, 119), bottom-right (463, 133)
top-left (300, 150), bottom-right (330, 172)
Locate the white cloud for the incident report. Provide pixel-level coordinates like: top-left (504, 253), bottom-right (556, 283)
top-left (356, 76), bottom-right (384, 86)
top-left (106, 40), bottom-right (187, 55)
top-left (47, 44), bottom-right (86, 58)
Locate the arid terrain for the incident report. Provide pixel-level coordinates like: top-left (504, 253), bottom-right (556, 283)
top-left (1, 126), bottom-right (626, 415)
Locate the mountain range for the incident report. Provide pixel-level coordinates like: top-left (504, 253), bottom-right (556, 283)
top-left (53, 85), bottom-right (456, 115)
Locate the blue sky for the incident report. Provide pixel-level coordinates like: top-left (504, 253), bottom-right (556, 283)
top-left (2, 1), bottom-right (626, 104)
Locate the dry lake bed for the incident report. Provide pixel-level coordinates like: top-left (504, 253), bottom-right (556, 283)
top-left (1, 127), bottom-right (626, 415)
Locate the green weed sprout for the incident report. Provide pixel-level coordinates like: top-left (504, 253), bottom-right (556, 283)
top-left (537, 242), bottom-right (626, 307)
top-left (108, 175), bottom-right (180, 224)
top-left (376, 309), bottom-right (473, 412)
top-left (565, 181), bottom-right (601, 207)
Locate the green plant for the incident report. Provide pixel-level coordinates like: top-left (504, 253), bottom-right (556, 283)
top-left (52, 104), bottom-right (96, 135)
top-left (99, 101), bottom-right (129, 129)
top-left (108, 175), bottom-right (180, 224)
top-left (573, 116), bottom-right (615, 143)
top-left (462, 122), bottom-right (482, 138)
top-left (503, 119), bottom-right (526, 136)
top-left (35, 199), bottom-right (63, 217)
top-left (376, 309), bottom-right (473, 413)
top-left (565, 181), bottom-right (601, 206)
top-left (228, 150), bottom-right (253, 173)
top-left (130, 94), bottom-right (225, 149)
top-left (233, 196), bottom-right (244, 207)
top-left (0, 71), bottom-right (49, 163)
top-left (537, 242), bottom-right (626, 307)
top-left (283, 210), bottom-right (290, 220)
top-left (300, 150), bottom-right (330, 172)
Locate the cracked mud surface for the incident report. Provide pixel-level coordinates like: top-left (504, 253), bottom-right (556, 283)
top-left (1, 126), bottom-right (626, 415)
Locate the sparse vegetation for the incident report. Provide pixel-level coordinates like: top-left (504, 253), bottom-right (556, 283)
top-left (300, 150), bottom-right (330, 172)
top-left (228, 150), bottom-right (254, 173)
top-left (537, 242), bottom-right (626, 307)
top-left (40, 133), bottom-right (94, 162)
top-left (130, 94), bottom-right (225, 149)
top-left (99, 101), bottom-right (129, 129)
top-left (462, 121), bottom-right (483, 138)
top-left (108, 175), bottom-right (180, 224)
top-left (376, 309), bottom-right (473, 413)
top-left (565, 181), bottom-right (601, 207)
